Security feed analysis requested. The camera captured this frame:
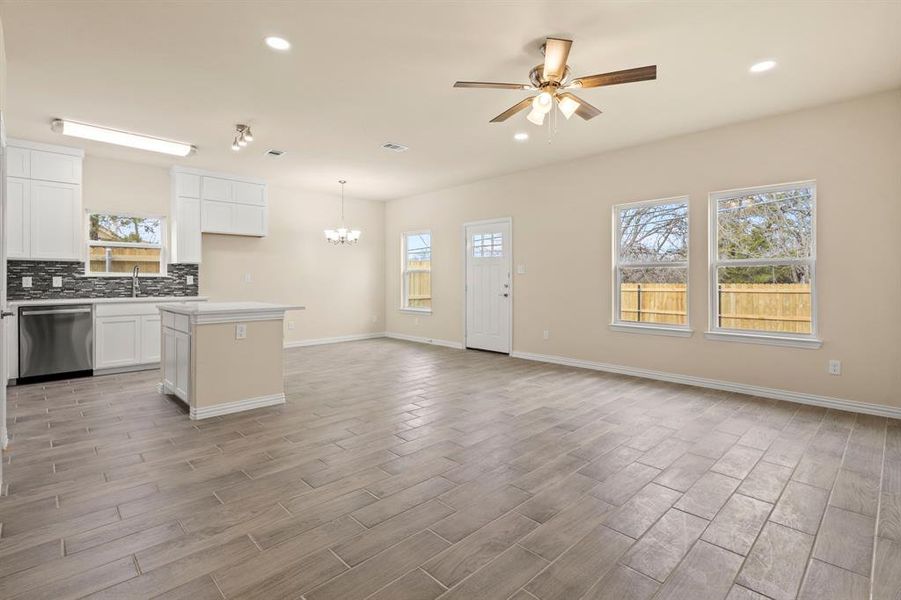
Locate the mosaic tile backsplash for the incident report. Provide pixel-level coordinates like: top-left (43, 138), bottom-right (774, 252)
top-left (7, 260), bottom-right (199, 301)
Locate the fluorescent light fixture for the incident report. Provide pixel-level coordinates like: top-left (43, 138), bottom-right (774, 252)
top-left (513, 132), bottom-right (529, 142)
top-left (557, 95), bottom-right (580, 120)
top-left (51, 119), bottom-right (195, 156)
top-left (750, 60), bottom-right (776, 73)
top-left (265, 36), bottom-right (291, 51)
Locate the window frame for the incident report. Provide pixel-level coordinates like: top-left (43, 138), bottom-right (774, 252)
top-left (400, 229), bottom-right (432, 313)
top-left (706, 180), bottom-right (821, 349)
top-left (611, 196), bottom-right (692, 337)
top-left (84, 210), bottom-right (168, 277)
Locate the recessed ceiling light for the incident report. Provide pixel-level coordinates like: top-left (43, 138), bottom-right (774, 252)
top-left (513, 132), bottom-right (529, 142)
top-left (50, 119), bottom-right (195, 156)
top-left (265, 36), bottom-right (291, 51)
top-left (750, 60), bottom-right (776, 73)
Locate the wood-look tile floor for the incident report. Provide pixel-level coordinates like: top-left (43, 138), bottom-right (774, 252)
top-left (1, 338), bottom-right (899, 600)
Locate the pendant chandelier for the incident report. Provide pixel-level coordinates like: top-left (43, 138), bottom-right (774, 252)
top-left (324, 179), bottom-right (361, 245)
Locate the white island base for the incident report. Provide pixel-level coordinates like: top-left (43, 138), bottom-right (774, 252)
top-left (157, 302), bottom-right (303, 419)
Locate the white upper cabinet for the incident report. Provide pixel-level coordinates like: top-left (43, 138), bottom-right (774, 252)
top-left (29, 180), bottom-right (82, 260)
top-left (5, 140), bottom-right (83, 261)
top-left (175, 171), bottom-right (201, 198)
top-left (201, 176), bottom-right (232, 202)
top-left (170, 168), bottom-right (268, 263)
top-left (170, 171), bottom-right (202, 264)
top-left (6, 146), bottom-right (30, 178)
top-left (30, 151), bottom-right (81, 184)
top-left (6, 178), bottom-right (29, 259)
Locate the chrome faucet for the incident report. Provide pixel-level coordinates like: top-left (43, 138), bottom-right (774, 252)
top-left (132, 265), bottom-right (140, 298)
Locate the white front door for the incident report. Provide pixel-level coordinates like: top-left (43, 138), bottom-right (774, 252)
top-left (465, 219), bottom-right (512, 353)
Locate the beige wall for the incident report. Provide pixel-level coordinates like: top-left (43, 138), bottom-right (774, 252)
top-left (384, 90), bottom-right (901, 410)
top-left (192, 319), bottom-right (284, 407)
top-left (80, 156), bottom-right (386, 345)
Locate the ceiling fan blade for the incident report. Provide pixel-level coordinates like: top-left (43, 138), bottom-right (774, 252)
top-left (489, 97), bottom-right (534, 123)
top-left (558, 92), bottom-right (602, 120)
top-left (542, 37), bottom-right (573, 82)
top-left (572, 65), bottom-right (657, 89)
top-left (454, 81), bottom-right (529, 90)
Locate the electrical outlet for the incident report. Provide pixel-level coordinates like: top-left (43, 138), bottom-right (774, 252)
top-left (517, 264), bottom-right (526, 274)
top-left (414, 317), bottom-right (420, 326)
top-left (22, 276), bottom-right (32, 288)
top-left (186, 275), bottom-right (194, 285)
top-left (287, 320), bottom-right (295, 330)
top-left (52, 276), bottom-right (62, 288)
top-left (543, 329), bottom-right (549, 340)
top-left (243, 272), bottom-right (252, 283)
top-left (828, 360), bottom-right (841, 375)
top-left (235, 323), bottom-right (247, 340)
top-left (371, 314), bottom-right (378, 323)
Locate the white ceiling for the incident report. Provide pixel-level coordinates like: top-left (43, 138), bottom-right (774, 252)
top-left (1, 1), bottom-right (899, 201)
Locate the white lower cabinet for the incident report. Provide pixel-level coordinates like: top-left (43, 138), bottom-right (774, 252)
top-left (93, 302), bottom-right (198, 373)
top-left (95, 316), bottom-right (141, 369)
top-left (140, 315), bottom-right (162, 363)
top-left (162, 327), bottom-right (190, 401)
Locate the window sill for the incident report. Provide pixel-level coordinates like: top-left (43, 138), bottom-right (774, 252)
top-left (399, 307), bottom-right (432, 315)
top-left (704, 330), bottom-right (822, 349)
top-left (609, 323), bottom-right (694, 338)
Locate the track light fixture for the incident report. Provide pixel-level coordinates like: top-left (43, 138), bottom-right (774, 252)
top-left (231, 124), bottom-right (254, 151)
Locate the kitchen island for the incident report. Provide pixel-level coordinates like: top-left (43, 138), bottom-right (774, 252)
top-left (157, 302), bottom-right (303, 419)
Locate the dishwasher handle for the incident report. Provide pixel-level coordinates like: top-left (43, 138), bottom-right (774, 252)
top-left (20, 307), bottom-right (92, 316)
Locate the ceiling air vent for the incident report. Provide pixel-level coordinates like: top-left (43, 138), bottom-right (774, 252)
top-left (265, 149), bottom-right (285, 157)
top-left (382, 142), bottom-right (409, 152)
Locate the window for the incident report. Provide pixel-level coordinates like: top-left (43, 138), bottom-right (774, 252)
top-left (402, 231), bottom-right (431, 311)
top-left (709, 181), bottom-right (817, 345)
top-left (87, 213), bottom-right (165, 276)
top-left (472, 232), bottom-right (503, 257)
top-left (613, 198), bottom-right (689, 332)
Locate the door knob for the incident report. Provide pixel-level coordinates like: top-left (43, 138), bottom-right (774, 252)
top-left (0, 311), bottom-right (14, 318)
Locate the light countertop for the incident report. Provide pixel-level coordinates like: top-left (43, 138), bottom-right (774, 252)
top-left (158, 301), bottom-right (304, 322)
top-left (9, 296), bottom-right (208, 306)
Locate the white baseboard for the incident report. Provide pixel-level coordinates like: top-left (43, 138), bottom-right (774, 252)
top-left (189, 393), bottom-right (286, 420)
top-left (510, 350), bottom-right (901, 420)
top-left (285, 332), bottom-right (386, 348)
top-left (385, 332), bottom-right (464, 350)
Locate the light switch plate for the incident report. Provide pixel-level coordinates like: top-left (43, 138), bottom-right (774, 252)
top-left (186, 275), bottom-right (194, 285)
top-left (287, 320), bottom-right (295, 330)
top-left (22, 276), bottom-right (32, 288)
top-left (243, 273), bottom-right (252, 283)
top-left (517, 265), bottom-right (526, 274)
top-left (52, 276), bottom-right (63, 288)
top-left (236, 323), bottom-right (247, 340)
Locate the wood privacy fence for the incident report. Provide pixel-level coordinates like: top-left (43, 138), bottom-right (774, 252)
top-left (407, 260), bottom-right (432, 308)
top-left (621, 283), bottom-right (812, 333)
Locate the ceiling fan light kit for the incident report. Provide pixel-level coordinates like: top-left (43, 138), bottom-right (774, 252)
top-left (454, 37), bottom-right (656, 132)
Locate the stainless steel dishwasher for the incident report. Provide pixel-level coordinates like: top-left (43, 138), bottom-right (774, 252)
top-left (19, 305), bottom-right (93, 383)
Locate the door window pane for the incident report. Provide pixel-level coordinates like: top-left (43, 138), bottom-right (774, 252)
top-left (473, 232), bottom-right (503, 257)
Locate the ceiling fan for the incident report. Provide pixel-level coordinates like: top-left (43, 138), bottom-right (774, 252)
top-left (454, 37), bottom-right (656, 126)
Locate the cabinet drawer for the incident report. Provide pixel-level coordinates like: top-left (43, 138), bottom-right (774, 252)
top-left (96, 303), bottom-right (160, 317)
